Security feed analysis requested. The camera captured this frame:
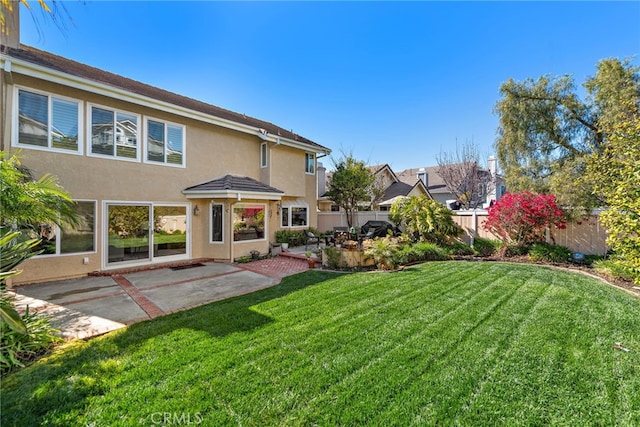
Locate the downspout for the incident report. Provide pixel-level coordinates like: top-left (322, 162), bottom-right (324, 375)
top-left (1, 60), bottom-right (13, 152)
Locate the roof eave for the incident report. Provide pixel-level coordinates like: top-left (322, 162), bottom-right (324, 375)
top-left (182, 189), bottom-right (284, 200)
top-left (1, 54), bottom-right (330, 155)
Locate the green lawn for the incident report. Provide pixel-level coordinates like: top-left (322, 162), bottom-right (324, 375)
top-left (2, 262), bottom-right (639, 426)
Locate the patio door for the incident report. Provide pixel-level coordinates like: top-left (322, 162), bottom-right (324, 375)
top-left (107, 204), bottom-right (152, 264)
top-left (106, 203), bottom-right (189, 266)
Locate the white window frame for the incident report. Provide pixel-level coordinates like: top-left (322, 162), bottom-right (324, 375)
top-left (305, 153), bottom-right (315, 174)
top-left (12, 86), bottom-right (83, 155)
top-left (143, 116), bottom-right (186, 168)
top-left (260, 142), bottom-right (268, 168)
top-left (30, 200), bottom-right (97, 258)
top-left (210, 202), bottom-right (225, 244)
top-left (280, 203), bottom-right (309, 228)
top-left (102, 201), bottom-right (190, 269)
top-left (87, 102), bottom-right (141, 162)
top-left (232, 203), bottom-right (267, 242)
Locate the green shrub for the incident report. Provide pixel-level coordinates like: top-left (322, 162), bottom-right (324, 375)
top-left (394, 242), bottom-right (447, 265)
top-left (593, 258), bottom-right (637, 283)
top-left (472, 238), bottom-right (501, 257)
top-left (363, 237), bottom-right (399, 270)
top-left (503, 244), bottom-right (530, 257)
top-left (274, 230), bottom-right (292, 244)
top-left (529, 243), bottom-right (571, 263)
top-left (1, 305), bottom-right (62, 376)
top-left (323, 247), bottom-right (347, 270)
top-left (443, 240), bottom-right (475, 257)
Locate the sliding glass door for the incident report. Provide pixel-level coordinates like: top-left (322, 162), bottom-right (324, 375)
top-left (107, 204), bottom-right (151, 264)
top-left (153, 205), bottom-right (187, 258)
top-left (106, 203), bottom-right (187, 265)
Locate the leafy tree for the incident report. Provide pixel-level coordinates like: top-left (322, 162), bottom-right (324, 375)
top-left (325, 153), bottom-right (375, 228)
top-left (586, 103), bottom-right (640, 283)
top-left (483, 191), bottom-right (566, 249)
top-left (435, 141), bottom-right (489, 209)
top-left (1, 151), bottom-right (77, 332)
top-left (1, 0), bottom-right (73, 40)
top-left (494, 58), bottom-right (639, 208)
top-left (389, 195), bottom-right (461, 245)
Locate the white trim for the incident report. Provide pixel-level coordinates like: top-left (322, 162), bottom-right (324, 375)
top-left (231, 202), bottom-right (267, 243)
top-left (143, 116), bottom-right (186, 168)
top-left (102, 201), bottom-right (190, 270)
top-left (87, 102), bottom-right (141, 162)
top-left (209, 202), bottom-right (225, 244)
top-left (280, 199), bottom-right (310, 228)
top-left (12, 85), bottom-right (84, 155)
top-left (3, 55), bottom-right (330, 155)
top-left (305, 152), bottom-right (316, 175)
top-left (29, 200), bottom-right (97, 258)
top-left (183, 190), bottom-right (283, 201)
top-left (260, 142), bottom-right (268, 168)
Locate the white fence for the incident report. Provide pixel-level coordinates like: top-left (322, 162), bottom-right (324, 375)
top-left (317, 210), bottom-right (608, 255)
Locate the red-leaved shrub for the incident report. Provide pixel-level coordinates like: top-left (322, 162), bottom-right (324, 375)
top-left (483, 192), bottom-right (566, 247)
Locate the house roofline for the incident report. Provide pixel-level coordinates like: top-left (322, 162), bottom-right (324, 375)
top-left (1, 52), bottom-right (331, 156)
top-left (182, 190), bottom-right (283, 201)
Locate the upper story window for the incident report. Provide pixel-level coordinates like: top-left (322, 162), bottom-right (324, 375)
top-left (145, 118), bottom-right (185, 167)
top-left (89, 105), bottom-right (140, 160)
top-left (305, 153), bottom-right (315, 174)
top-left (15, 88), bottom-right (82, 154)
top-left (260, 142), bottom-right (268, 168)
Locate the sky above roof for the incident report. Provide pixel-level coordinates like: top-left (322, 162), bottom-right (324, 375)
top-left (18, 1), bottom-right (640, 172)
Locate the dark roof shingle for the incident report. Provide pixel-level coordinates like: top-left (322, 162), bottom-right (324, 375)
top-left (183, 175), bottom-right (284, 194)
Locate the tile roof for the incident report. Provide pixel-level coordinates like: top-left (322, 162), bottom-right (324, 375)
top-left (183, 175), bottom-right (284, 195)
top-left (2, 44), bottom-right (329, 153)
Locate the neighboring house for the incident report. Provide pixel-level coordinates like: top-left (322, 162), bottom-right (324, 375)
top-left (317, 163), bottom-right (431, 212)
top-left (397, 157), bottom-right (506, 208)
top-left (1, 17), bottom-right (330, 285)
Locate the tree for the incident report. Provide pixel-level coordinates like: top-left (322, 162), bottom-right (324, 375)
top-left (586, 103), bottom-right (640, 283)
top-left (325, 153), bottom-right (375, 228)
top-left (483, 191), bottom-right (566, 249)
top-left (0, 151), bottom-right (77, 332)
top-left (1, 0), bottom-right (73, 40)
top-left (435, 141), bottom-right (488, 209)
top-left (494, 58), bottom-right (640, 208)
top-left (389, 195), bottom-right (461, 245)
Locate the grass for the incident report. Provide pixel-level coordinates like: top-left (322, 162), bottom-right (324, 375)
top-left (2, 262), bottom-right (639, 426)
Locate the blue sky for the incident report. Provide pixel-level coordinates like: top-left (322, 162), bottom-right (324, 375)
top-left (19, 1), bottom-right (640, 171)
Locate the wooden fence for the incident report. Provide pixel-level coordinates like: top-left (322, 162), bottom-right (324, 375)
top-left (317, 210), bottom-right (608, 255)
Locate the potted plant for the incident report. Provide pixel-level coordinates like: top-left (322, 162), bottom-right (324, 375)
top-left (250, 250), bottom-right (260, 260)
top-left (275, 230), bottom-right (290, 251)
top-left (305, 251), bottom-right (316, 268)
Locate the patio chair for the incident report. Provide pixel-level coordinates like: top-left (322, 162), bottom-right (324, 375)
top-left (305, 231), bottom-right (320, 250)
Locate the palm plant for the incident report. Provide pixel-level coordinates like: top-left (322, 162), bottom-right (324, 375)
top-left (389, 196), bottom-right (461, 244)
top-left (1, 151), bottom-right (77, 333)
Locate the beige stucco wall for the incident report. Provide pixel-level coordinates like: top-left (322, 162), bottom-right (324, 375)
top-left (3, 72), bottom-right (322, 284)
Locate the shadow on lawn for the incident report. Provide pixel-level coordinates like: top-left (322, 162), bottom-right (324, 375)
top-left (1, 270), bottom-right (339, 425)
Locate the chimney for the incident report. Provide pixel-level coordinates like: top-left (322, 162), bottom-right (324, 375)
top-left (2, 1), bottom-right (20, 49)
top-left (417, 168), bottom-right (428, 187)
top-left (487, 156), bottom-right (497, 178)
top-left (317, 161), bottom-right (326, 195)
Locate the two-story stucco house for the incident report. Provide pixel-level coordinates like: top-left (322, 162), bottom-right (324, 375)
top-left (1, 21), bottom-right (330, 285)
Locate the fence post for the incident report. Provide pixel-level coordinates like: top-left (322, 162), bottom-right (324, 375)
top-left (471, 210), bottom-right (477, 246)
